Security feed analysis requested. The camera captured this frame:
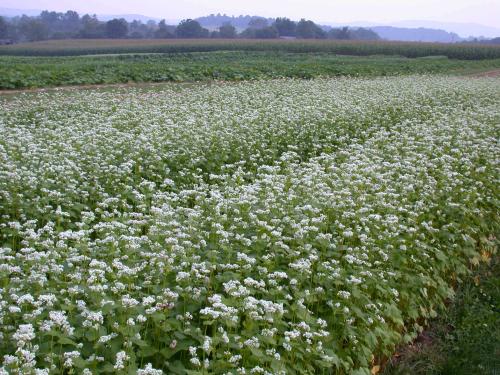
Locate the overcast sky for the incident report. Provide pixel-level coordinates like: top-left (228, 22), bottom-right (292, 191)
top-left (2, 0), bottom-right (500, 26)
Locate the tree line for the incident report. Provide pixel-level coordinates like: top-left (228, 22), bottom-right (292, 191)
top-left (0, 11), bottom-right (380, 42)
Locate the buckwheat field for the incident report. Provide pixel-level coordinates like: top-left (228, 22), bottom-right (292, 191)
top-left (0, 76), bottom-right (498, 374)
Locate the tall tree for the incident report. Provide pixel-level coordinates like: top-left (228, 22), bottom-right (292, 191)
top-left (0, 16), bottom-right (8, 39)
top-left (61, 10), bottom-right (80, 34)
top-left (329, 27), bottom-right (350, 40)
top-left (19, 16), bottom-right (49, 41)
top-left (248, 18), bottom-right (268, 30)
top-left (218, 23), bottom-right (236, 38)
top-left (105, 18), bottom-right (128, 38)
top-left (255, 26), bottom-right (278, 39)
top-left (155, 20), bottom-right (174, 38)
top-left (176, 19), bottom-right (209, 38)
top-left (273, 17), bottom-right (296, 37)
top-left (40, 10), bottom-right (62, 26)
top-left (296, 19), bottom-right (325, 39)
top-left (79, 14), bottom-right (105, 38)
top-left (348, 28), bottom-right (380, 40)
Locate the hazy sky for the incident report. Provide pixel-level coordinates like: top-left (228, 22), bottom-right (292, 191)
top-left (3, 0), bottom-right (500, 26)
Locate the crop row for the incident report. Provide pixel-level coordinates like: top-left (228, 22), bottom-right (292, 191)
top-left (1, 39), bottom-right (500, 60)
top-left (2, 53), bottom-right (500, 90)
top-left (0, 76), bottom-right (499, 374)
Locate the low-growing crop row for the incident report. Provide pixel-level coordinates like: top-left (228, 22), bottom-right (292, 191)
top-left (0, 76), bottom-right (498, 374)
top-left (1, 52), bottom-right (500, 89)
top-left (1, 39), bottom-right (500, 60)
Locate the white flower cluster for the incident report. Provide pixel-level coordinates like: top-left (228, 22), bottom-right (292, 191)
top-left (0, 75), bottom-right (498, 374)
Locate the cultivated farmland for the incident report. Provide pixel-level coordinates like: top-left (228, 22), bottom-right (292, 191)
top-left (1, 39), bottom-right (500, 59)
top-left (1, 52), bottom-right (500, 89)
top-left (0, 76), bottom-right (498, 374)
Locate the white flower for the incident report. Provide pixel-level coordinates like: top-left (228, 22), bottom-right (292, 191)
top-left (113, 351), bottom-right (129, 370)
top-left (137, 363), bottom-right (163, 375)
top-left (13, 324), bottom-right (35, 348)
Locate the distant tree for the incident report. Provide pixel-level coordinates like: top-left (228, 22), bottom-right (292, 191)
top-left (296, 19), bottom-right (325, 39)
top-left (61, 10), bottom-right (80, 35)
top-left (127, 20), bottom-right (148, 38)
top-left (106, 18), bottom-right (128, 38)
top-left (348, 28), bottom-right (380, 40)
top-left (40, 10), bottom-right (62, 26)
top-left (0, 16), bottom-right (8, 39)
top-left (79, 14), bottom-right (105, 38)
top-left (273, 17), bottom-right (296, 37)
top-left (218, 23), bottom-right (236, 38)
top-left (248, 18), bottom-right (268, 30)
top-left (36, 10), bottom-right (81, 38)
top-left (155, 20), bottom-right (174, 38)
top-left (19, 16), bottom-right (49, 41)
top-left (239, 28), bottom-right (256, 38)
top-left (329, 26), bottom-right (350, 40)
top-left (255, 26), bottom-right (278, 39)
top-left (176, 19), bottom-right (209, 38)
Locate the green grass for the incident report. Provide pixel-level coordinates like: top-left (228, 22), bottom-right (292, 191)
top-left (383, 255), bottom-right (500, 375)
top-left (1, 39), bottom-right (500, 60)
top-left (1, 51), bottom-right (500, 89)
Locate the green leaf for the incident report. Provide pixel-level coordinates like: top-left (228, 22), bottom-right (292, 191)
top-left (58, 336), bottom-right (76, 346)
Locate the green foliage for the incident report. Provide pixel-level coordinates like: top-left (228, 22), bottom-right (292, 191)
top-left (218, 23), bottom-right (237, 39)
top-left (296, 19), bottom-right (326, 39)
top-left (0, 51), bottom-right (499, 89)
top-left (105, 19), bottom-right (128, 39)
top-left (255, 27), bottom-right (279, 39)
top-left (383, 257), bottom-right (500, 375)
top-left (273, 17), bottom-right (297, 37)
top-left (0, 16), bottom-right (8, 39)
top-left (0, 76), bottom-right (498, 373)
top-left (1, 39), bottom-right (500, 59)
top-left (176, 19), bottom-right (209, 38)
top-left (18, 17), bottom-right (49, 42)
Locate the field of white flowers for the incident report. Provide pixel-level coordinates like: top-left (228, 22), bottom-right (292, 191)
top-left (0, 76), bottom-right (498, 374)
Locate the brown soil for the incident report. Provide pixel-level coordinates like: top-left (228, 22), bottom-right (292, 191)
top-left (469, 69), bottom-right (500, 78)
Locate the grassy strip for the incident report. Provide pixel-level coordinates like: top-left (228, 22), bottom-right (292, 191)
top-left (1, 51), bottom-right (500, 89)
top-left (383, 255), bottom-right (500, 375)
top-left (1, 39), bottom-right (500, 59)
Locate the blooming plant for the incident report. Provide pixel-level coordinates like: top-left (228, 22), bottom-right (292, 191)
top-left (0, 76), bottom-right (498, 374)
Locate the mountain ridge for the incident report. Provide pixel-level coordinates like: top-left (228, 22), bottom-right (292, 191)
top-left (0, 7), bottom-right (498, 40)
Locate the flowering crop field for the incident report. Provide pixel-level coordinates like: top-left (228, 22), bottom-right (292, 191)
top-left (0, 76), bottom-right (498, 374)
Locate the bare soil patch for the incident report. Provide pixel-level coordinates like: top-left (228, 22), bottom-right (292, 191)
top-left (469, 69), bottom-right (500, 78)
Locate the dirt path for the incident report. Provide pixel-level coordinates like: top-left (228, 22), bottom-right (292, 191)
top-left (469, 69), bottom-right (500, 78)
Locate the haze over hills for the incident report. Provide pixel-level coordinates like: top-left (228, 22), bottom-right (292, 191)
top-left (0, 7), bottom-right (170, 24)
top-left (342, 20), bottom-right (500, 39)
top-left (369, 27), bottom-right (462, 43)
top-left (1, 7), bottom-right (499, 41)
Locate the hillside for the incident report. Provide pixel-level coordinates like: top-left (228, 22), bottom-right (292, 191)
top-left (370, 26), bottom-right (462, 43)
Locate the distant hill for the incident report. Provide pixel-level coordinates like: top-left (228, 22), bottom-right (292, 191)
top-left (1, 7), bottom-right (498, 41)
top-left (389, 20), bottom-right (500, 39)
top-left (196, 14), bottom-right (274, 31)
top-left (342, 20), bottom-right (500, 39)
top-left (472, 37), bottom-right (500, 45)
top-left (0, 7), bottom-right (168, 23)
top-left (195, 15), bottom-right (467, 42)
top-left (97, 14), bottom-right (163, 23)
top-left (370, 26), bottom-right (463, 42)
